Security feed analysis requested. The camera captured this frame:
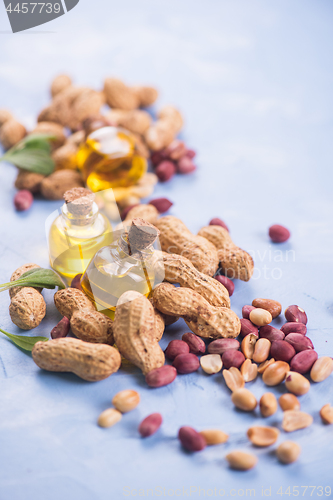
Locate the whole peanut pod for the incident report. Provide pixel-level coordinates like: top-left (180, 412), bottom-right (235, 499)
top-left (113, 291), bottom-right (165, 375)
top-left (155, 216), bottom-right (219, 276)
top-left (198, 225), bottom-right (254, 281)
top-left (153, 283), bottom-right (241, 339)
top-left (162, 252), bottom-right (230, 308)
top-left (32, 338), bottom-right (121, 382)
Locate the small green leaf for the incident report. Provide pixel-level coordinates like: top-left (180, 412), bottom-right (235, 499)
top-left (2, 148), bottom-right (55, 175)
top-left (0, 328), bottom-right (48, 351)
top-left (0, 268), bottom-right (66, 293)
top-left (0, 133), bottom-right (56, 175)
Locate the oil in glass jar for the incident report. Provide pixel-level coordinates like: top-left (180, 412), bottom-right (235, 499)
top-left (48, 188), bottom-right (113, 284)
top-left (80, 218), bottom-right (164, 316)
top-left (77, 126), bottom-right (147, 192)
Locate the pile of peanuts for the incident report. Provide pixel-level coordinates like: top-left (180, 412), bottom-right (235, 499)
top-left (5, 171), bottom-right (329, 471)
top-left (0, 75), bottom-right (197, 213)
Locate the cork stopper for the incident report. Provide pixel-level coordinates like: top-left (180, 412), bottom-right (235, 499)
top-left (63, 188), bottom-right (95, 216)
top-left (127, 217), bottom-right (160, 253)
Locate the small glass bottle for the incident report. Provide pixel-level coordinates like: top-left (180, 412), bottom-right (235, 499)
top-left (80, 218), bottom-right (164, 317)
top-left (77, 126), bottom-right (147, 192)
top-left (48, 188), bottom-right (113, 284)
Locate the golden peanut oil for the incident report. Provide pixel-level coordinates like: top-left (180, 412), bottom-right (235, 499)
top-left (77, 126), bottom-right (147, 192)
top-left (80, 240), bottom-right (155, 315)
top-left (48, 202), bottom-right (113, 285)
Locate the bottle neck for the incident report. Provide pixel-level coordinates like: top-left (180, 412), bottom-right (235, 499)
top-left (118, 232), bottom-right (154, 260)
top-left (61, 201), bottom-right (99, 227)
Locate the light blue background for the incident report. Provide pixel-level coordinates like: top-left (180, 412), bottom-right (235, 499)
top-left (0, 1), bottom-right (333, 498)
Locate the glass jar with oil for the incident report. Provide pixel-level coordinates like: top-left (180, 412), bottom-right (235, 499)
top-left (80, 218), bottom-right (164, 318)
top-left (48, 188), bottom-right (113, 284)
top-left (77, 126), bottom-right (147, 192)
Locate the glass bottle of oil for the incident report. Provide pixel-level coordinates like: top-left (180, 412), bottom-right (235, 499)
top-left (48, 188), bottom-right (113, 285)
top-left (80, 218), bottom-right (163, 318)
top-left (77, 126), bottom-right (147, 192)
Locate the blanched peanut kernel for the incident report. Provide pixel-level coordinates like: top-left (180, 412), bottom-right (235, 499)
top-left (260, 392), bottom-right (278, 417)
top-left (200, 429), bottom-right (229, 445)
top-left (98, 408), bottom-right (122, 428)
top-left (112, 390), bottom-right (140, 413)
top-left (277, 441), bottom-right (301, 464)
top-left (249, 308), bottom-right (272, 327)
top-left (279, 393), bottom-right (301, 411)
top-left (200, 354), bottom-right (222, 374)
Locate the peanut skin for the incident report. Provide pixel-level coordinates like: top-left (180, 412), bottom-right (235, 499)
top-left (155, 216), bottom-right (219, 277)
top-left (153, 283), bottom-right (241, 339)
top-left (113, 291), bottom-right (165, 374)
top-left (198, 225), bottom-right (254, 281)
top-left (32, 338), bottom-right (121, 382)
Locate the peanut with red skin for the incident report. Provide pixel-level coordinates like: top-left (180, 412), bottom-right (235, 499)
top-left (51, 316), bottom-right (70, 339)
top-left (14, 190), bottom-right (33, 211)
top-left (139, 413), bottom-right (163, 437)
top-left (182, 332), bottom-right (206, 355)
top-left (269, 224), bottom-right (290, 243)
top-left (214, 275), bottom-right (234, 296)
top-left (155, 161), bottom-right (176, 182)
top-left (270, 340), bottom-right (296, 363)
top-left (285, 333), bottom-right (313, 352)
top-left (149, 197), bottom-right (173, 213)
top-left (290, 350), bottom-right (318, 374)
top-left (285, 305), bottom-right (307, 325)
top-left (281, 322), bottom-right (307, 336)
top-left (259, 325), bottom-right (285, 342)
top-left (207, 338), bottom-right (240, 355)
top-left (222, 350), bottom-right (245, 370)
top-left (252, 298), bottom-right (282, 319)
top-left (165, 340), bottom-right (190, 360)
top-left (145, 365), bottom-right (177, 388)
top-left (209, 218), bottom-right (229, 232)
top-left (173, 353), bottom-right (200, 374)
top-left (178, 426), bottom-right (206, 452)
top-left (242, 305), bottom-right (255, 319)
top-left (240, 319), bottom-right (258, 338)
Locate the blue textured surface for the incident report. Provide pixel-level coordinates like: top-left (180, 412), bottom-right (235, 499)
top-left (1, 1), bottom-right (333, 498)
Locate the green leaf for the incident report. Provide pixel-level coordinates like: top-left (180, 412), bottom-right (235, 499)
top-left (0, 133), bottom-right (56, 175)
top-left (2, 148), bottom-right (55, 175)
top-left (0, 268), bottom-right (66, 293)
top-left (0, 328), bottom-right (48, 351)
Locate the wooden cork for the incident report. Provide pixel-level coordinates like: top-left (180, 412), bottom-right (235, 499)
top-left (127, 217), bottom-right (160, 253)
top-left (64, 188), bottom-right (95, 216)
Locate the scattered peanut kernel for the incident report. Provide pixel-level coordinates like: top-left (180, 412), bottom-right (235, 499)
top-left (200, 354), bottom-right (222, 374)
top-left (199, 429), bottom-right (229, 446)
top-left (276, 441), bottom-right (301, 464)
top-left (112, 390), bottom-right (140, 413)
top-left (98, 408), bottom-right (122, 428)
